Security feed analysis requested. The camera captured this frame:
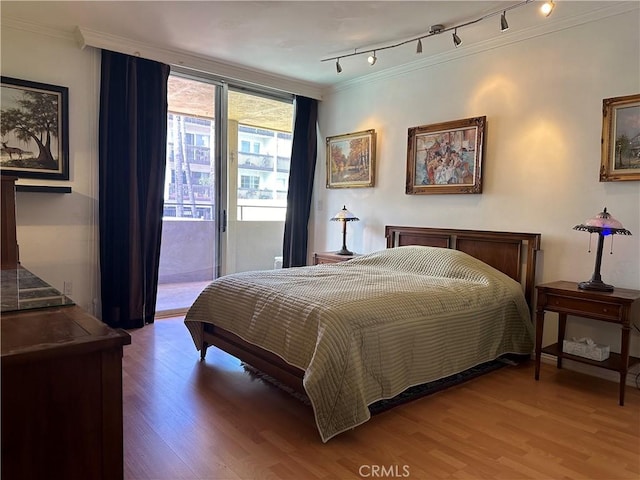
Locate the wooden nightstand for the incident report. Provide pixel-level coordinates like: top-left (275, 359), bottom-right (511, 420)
top-left (534, 280), bottom-right (640, 405)
top-left (313, 252), bottom-right (358, 265)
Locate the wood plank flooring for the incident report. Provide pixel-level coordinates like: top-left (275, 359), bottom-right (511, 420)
top-left (123, 317), bottom-right (640, 480)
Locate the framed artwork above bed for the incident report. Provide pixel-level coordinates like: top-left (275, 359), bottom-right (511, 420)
top-left (406, 116), bottom-right (485, 195)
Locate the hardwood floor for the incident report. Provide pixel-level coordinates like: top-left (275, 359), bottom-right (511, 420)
top-left (123, 317), bottom-right (640, 480)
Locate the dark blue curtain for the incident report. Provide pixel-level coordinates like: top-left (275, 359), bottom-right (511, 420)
top-left (98, 50), bottom-right (170, 328)
top-left (283, 96), bottom-right (318, 267)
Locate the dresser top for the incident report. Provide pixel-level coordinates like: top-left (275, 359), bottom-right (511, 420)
top-left (1, 266), bottom-right (74, 313)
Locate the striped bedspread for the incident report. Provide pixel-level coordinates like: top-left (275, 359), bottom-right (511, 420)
top-left (184, 246), bottom-right (533, 442)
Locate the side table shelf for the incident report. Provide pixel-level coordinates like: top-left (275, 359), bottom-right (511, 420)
top-left (534, 280), bottom-right (640, 406)
top-left (540, 342), bottom-right (640, 372)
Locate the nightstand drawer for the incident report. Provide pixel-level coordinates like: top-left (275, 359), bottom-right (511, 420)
top-left (313, 252), bottom-right (357, 265)
top-left (544, 293), bottom-right (621, 320)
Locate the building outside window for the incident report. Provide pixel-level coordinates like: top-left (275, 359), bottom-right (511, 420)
top-left (165, 117), bottom-right (292, 221)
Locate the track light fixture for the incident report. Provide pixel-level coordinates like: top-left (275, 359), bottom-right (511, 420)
top-left (501, 11), bottom-right (509, 31)
top-left (452, 29), bottom-right (462, 47)
top-left (322, 0), bottom-right (552, 74)
top-left (541, 0), bottom-right (555, 17)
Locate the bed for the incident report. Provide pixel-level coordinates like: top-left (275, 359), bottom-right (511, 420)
top-left (184, 226), bottom-right (541, 442)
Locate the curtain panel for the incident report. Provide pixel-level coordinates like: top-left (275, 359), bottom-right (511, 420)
top-left (98, 50), bottom-right (170, 328)
top-left (283, 96), bottom-right (319, 268)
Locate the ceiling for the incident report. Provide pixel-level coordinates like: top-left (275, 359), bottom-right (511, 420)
top-left (1, 1), bottom-right (621, 89)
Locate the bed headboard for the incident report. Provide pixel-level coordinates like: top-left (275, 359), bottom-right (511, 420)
top-left (385, 226), bottom-right (541, 313)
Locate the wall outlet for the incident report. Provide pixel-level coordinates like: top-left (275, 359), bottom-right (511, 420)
top-left (63, 281), bottom-right (73, 296)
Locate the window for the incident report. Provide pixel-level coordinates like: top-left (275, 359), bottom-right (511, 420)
top-left (230, 90), bottom-right (293, 222)
top-left (240, 175), bottom-right (260, 190)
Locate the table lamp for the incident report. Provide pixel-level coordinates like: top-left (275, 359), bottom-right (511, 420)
top-left (330, 205), bottom-right (359, 255)
top-left (573, 207), bottom-right (631, 292)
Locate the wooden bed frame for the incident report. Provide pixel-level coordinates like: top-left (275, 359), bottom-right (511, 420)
top-left (197, 226), bottom-right (542, 394)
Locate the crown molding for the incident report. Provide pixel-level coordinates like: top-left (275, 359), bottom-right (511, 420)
top-left (1, 16), bottom-right (323, 100)
top-left (75, 27), bottom-right (324, 100)
top-left (2, 17), bottom-right (77, 42)
top-left (324, 1), bottom-right (638, 95)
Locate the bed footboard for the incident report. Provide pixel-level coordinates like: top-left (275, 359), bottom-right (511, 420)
top-left (201, 323), bottom-right (306, 394)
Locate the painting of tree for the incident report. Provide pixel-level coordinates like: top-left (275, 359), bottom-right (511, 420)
top-left (326, 129), bottom-right (376, 188)
top-left (0, 77), bottom-right (68, 180)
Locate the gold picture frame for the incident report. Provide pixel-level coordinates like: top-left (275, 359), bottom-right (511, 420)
top-left (600, 93), bottom-right (640, 182)
top-left (406, 116), bottom-right (485, 195)
top-left (326, 129), bottom-right (376, 188)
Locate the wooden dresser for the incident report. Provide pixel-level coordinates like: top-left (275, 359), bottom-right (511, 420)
top-left (1, 303), bottom-right (131, 479)
top-left (1, 176), bottom-right (131, 479)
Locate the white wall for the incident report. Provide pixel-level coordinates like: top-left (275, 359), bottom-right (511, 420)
top-left (1, 22), bottom-right (286, 315)
top-left (313, 6), bottom-right (640, 360)
top-left (2, 23), bottom-right (101, 314)
top-left (3, 6), bottom-right (640, 372)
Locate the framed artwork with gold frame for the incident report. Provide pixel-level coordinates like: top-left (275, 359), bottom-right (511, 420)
top-left (406, 116), bottom-right (485, 195)
top-left (600, 93), bottom-right (640, 182)
top-left (326, 129), bottom-right (376, 188)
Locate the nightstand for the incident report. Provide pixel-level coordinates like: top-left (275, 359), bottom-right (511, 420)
top-left (313, 252), bottom-right (358, 265)
top-left (534, 280), bottom-right (640, 405)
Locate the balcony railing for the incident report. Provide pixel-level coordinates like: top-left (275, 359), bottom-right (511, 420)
top-left (238, 152), bottom-right (273, 170)
top-left (167, 184), bottom-right (212, 200)
top-left (237, 188), bottom-right (287, 200)
top-left (167, 144), bottom-right (211, 166)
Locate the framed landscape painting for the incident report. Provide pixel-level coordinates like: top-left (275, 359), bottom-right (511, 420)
top-left (326, 129), bottom-right (376, 188)
top-left (406, 116), bottom-right (485, 195)
top-left (600, 93), bottom-right (640, 182)
top-left (0, 76), bottom-right (69, 180)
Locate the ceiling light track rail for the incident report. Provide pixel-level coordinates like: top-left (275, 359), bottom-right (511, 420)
top-left (324, 0), bottom-right (555, 73)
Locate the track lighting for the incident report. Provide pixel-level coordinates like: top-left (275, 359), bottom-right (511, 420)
top-left (322, 0), bottom-right (547, 74)
top-left (452, 29), bottom-right (462, 47)
top-left (500, 11), bottom-right (509, 31)
top-left (541, 1), bottom-right (555, 17)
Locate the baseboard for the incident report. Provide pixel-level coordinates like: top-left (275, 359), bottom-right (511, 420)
top-left (539, 353), bottom-right (640, 387)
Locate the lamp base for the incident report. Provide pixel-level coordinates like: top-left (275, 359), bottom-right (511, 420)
top-left (335, 247), bottom-right (354, 256)
top-left (577, 280), bottom-right (614, 292)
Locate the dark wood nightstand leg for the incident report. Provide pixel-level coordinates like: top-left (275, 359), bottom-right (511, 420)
top-left (557, 313), bottom-right (567, 369)
top-left (535, 308), bottom-right (545, 380)
top-left (619, 325), bottom-right (630, 406)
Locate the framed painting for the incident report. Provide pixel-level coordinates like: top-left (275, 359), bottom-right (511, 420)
top-left (406, 116), bottom-right (485, 195)
top-left (326, 129), bottom-right (376, 188)
top-left (0, 76), bottom-right (69, 180)
top-left (600, 93), bottom-right (640, 182)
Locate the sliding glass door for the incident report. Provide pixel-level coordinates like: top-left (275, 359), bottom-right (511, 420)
top-left (156, 74), bottom-right (222, 315)
top-left (155, 74), bottom-right (294, 316)
top-left (225, 88), bottom-right (294, 274)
